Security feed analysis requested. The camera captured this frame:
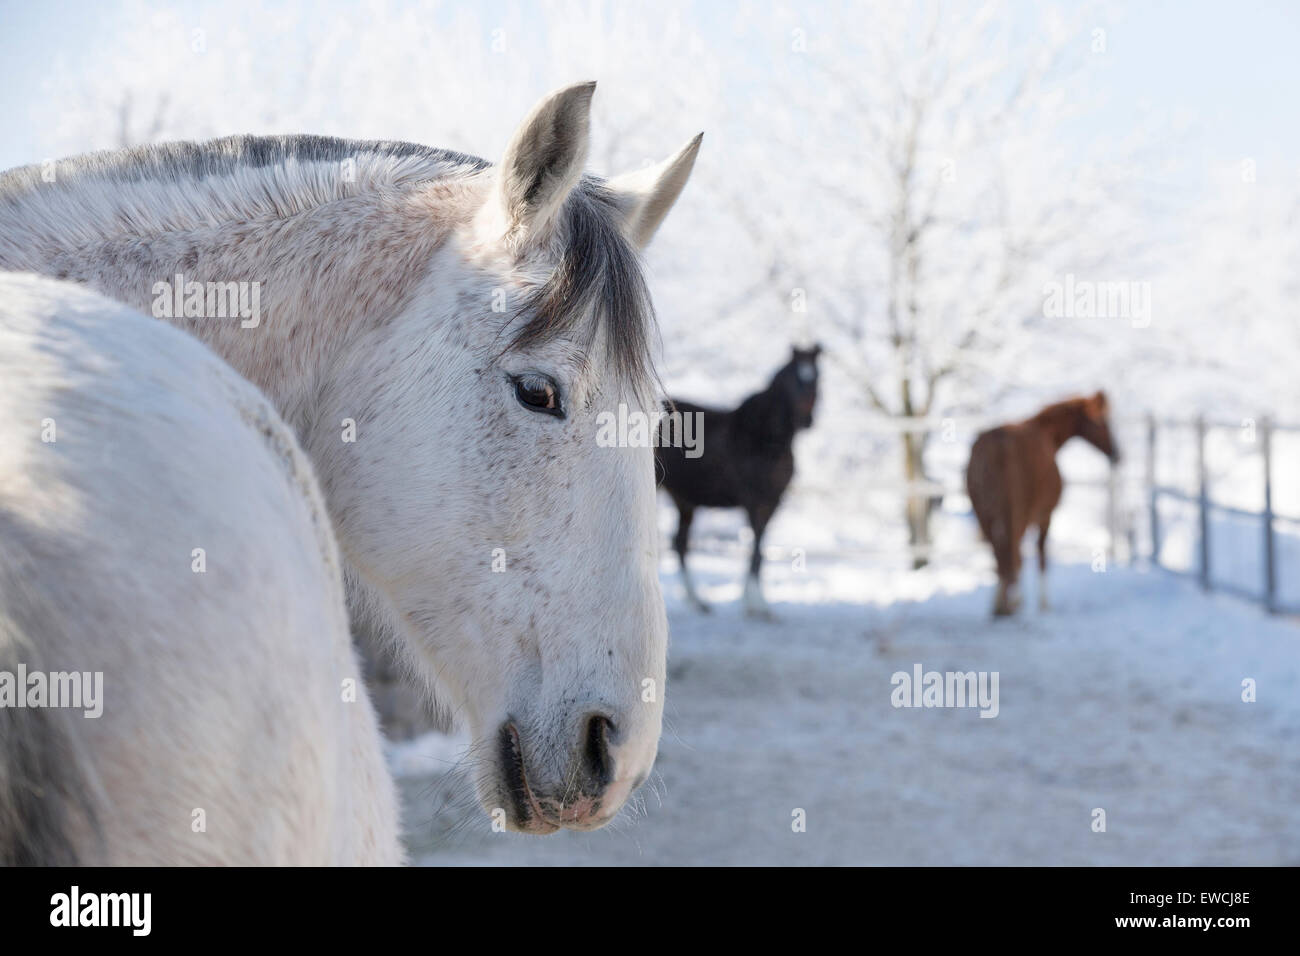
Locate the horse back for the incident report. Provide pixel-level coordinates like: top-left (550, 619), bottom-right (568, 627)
top-left (656, 397), bottom-right (795, 510)
top-left (0, 273), bottom-right (400, 865)
top-left (657, 399), bottom-right (735, 507)
top-left (967, 423), bottom-right (1061, 536)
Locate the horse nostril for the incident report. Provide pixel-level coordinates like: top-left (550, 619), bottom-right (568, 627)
top-left (581, 714), bottom-right (615, 786)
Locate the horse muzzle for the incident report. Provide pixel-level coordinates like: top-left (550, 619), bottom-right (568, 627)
top-left (493, 715), bottom-right (649, 833)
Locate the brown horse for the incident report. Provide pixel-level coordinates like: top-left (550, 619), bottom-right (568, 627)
top-left (966, 391), bottom-right (1119, 617)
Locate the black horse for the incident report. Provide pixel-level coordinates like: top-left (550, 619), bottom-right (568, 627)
top-left (656, 345), bottom-right (821, 618)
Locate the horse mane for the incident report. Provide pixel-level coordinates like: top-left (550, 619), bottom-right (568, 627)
top-left (1027, 396), bottom-right (1090, 445)
top-left (1030, 396), bottom-right (1092, 420)
top-left (0, 135), bottom-right (656, 395)
top-left (0, 135), bottom-right (486, 248)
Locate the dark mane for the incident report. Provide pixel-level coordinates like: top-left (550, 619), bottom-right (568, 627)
top-left (506, 178), bottom-right (657, 396)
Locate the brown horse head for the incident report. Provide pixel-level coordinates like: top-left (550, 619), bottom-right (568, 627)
top-left (1078, 390), bottom-right (1120, 463)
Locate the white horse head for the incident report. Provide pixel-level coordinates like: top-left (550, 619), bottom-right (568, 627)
top-left (311, 85), bottom-right (701, 830)
top-left (0, 82), bottom-right (701, 834)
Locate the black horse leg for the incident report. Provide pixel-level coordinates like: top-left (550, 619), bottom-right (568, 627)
top-left (673, 502), bottom-right (708, 612)
top-left (743, 502), bottom-right (776, 619)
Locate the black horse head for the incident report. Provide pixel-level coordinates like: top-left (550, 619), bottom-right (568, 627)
top-left (772, 344), bottom-right (821, 429)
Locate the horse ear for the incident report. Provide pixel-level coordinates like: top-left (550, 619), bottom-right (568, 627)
top-left (493, 82), bottom-right (596, 244)
top-left (1094, 389), bottom-right (1109, 410)
top-left (607, 133), bottom-right (703, 249)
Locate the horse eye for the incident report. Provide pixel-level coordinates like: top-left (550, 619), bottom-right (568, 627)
top-left (512, 373), bottom-right (563, 417)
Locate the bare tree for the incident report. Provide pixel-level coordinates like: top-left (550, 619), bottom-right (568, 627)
top-left (725, 0), bottom-right (1143, 565)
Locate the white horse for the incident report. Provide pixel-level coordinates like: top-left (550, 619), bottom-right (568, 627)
top-left (0, 82), bottom-right (700, 860)
top-left (0, 272), bottom-right (399, 864)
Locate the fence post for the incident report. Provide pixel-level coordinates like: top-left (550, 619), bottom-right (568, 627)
top-left (1147, 413), bottom-right (1159, 568)
top-left (1197, 415), bottom-right (1210, 591)
top-left (1262, 417), bottom-right (1277, 613)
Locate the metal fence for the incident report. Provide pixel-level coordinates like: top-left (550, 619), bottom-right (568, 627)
top-left (1145, 414), bottom-right (1300, 615)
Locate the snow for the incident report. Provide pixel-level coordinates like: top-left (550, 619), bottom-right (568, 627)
top-left (394, 510), bottom-right (1300, 866)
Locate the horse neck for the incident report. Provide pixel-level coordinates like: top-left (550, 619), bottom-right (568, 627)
top-left (1030, 402), bottom-right (1084, 451)
top-left (1, 181), bottom-right (455, 432)
top-left (738, 376), bottom-right (797, 446)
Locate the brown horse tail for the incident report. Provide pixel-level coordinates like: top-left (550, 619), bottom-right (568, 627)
top-left (966, 429), bottom-right (1015, 574)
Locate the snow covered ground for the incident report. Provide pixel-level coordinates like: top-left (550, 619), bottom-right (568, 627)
top-left (391, 518), bottom-right (1300, 866)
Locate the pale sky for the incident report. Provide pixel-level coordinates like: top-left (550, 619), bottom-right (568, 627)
top-left (1, 0), bottom-right (1297, 190)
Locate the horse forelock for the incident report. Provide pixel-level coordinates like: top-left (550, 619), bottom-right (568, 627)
top-left (502, 179), bottom-right (659, 401)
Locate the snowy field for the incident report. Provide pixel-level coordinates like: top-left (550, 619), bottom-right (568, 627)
top-left (391, 518), bottom-right (1300, 866)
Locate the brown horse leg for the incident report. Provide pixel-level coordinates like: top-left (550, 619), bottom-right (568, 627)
top-left (1037, 516), bottom-right (1052, 612)
top-left (989, 520), bottom-right (1022, 617)
top-left (672, 501), bottom-right (708, 613)
top-left (1006, 533), bottom-right (1025, 615)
